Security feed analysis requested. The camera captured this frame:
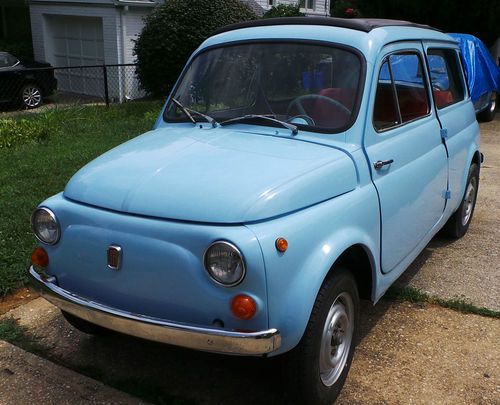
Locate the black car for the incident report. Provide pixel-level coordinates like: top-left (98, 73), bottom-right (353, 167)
top-left (0, 52), bottom-right (57, 109)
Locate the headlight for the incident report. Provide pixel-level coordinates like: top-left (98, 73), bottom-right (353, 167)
top-left (204, 241), bottom-right (246, 286)
top-left (31, 207), bottom-right (60, 245)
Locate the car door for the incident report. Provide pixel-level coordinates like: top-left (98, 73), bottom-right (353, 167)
top-left (364, 42), bottom-right (448, 273)
top-left (423, 43), bottom-right (478, 213)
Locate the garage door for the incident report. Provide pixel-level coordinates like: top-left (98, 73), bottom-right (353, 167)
top-left (48, 16), bottom-right (105, 96)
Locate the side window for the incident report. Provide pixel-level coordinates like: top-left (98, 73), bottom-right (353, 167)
top-left (373, 52), bottom-right (430, 131)
top-left (427, 49), bottom-right (465, 109)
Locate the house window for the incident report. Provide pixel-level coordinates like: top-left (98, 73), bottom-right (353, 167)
top-left (300, 0), bottom-right (315, 10)
top-left (268, 0), bottom-right (275, 5)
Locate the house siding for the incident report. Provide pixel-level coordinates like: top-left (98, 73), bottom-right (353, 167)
top-left (122, 8), bottom-right (149, 64)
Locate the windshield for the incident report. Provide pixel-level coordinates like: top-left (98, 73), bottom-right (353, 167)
top-left (164, 42), bottom-right (363, 132)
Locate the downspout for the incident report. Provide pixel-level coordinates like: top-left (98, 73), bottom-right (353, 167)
top-left (118, 5), bottom-right (128, 102)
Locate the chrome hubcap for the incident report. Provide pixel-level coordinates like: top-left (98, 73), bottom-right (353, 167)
top-left (461, 176), bottom-right (477, 226)
top-left (22, 87), bottom-right (42, 107)
top-left (319, 292), bottom-right (354, 387)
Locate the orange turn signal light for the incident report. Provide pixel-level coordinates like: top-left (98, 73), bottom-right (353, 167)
top-left (275, 237), bottom-right (288, 252)
top-left (31, 247), bottom-right (49, 268)
top-left (231, 294), bottom-right (257, 320)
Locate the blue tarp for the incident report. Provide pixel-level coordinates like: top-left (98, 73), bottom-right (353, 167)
top-left (449, 33), bottom-right (500, 103)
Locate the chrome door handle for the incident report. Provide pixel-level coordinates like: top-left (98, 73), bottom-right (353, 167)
top-left (373, 159), bottom-right (394, 169)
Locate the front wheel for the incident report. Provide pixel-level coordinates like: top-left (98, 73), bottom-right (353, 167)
top-left (283, 268), bottom-right (359, 404)
top-left (443, 163), bottom-right (479, 238)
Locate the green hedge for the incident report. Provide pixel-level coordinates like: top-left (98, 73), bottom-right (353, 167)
top-left (263, 4), bottom-right (304, 18)
top-left (134, 0), bottom-right (257, 96)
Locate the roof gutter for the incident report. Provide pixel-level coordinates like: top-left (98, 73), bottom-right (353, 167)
top-left (113, 0), bottom-right (158, 7)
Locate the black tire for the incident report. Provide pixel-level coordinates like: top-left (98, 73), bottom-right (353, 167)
top-left (477, 95), bottom-right (496, 122)
top-left (443, 163), bottom-right (479, 238)
top-left (20, 83), bottom-right (43, 109)
top-left (61, 311), bottom-right (110, 336)
top-left (283, 268), bottom-right (359, 404)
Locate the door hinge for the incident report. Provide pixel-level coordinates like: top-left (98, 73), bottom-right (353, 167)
top-left (444, 190), bottom-right (451, 199)
top-left (440, 128), bottom-right (448, 140)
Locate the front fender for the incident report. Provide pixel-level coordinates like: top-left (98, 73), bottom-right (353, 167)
top-left (247, 183), bottom-right (380, 355)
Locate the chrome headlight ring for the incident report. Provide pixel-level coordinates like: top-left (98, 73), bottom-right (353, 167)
top-left (31, 207), bottom-right (60, 245)
top-left (203, 241), bottom-right (246, 287)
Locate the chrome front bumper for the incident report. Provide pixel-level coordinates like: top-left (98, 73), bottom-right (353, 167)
top-left (28, 267), bottom-right (281, 355)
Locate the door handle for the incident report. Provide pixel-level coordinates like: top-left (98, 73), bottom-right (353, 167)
top-left (373, 159), bottom-right (394, 169)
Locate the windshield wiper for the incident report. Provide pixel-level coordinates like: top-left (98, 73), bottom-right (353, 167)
top-left (171, 98), bottom-right (218, 128)
top-left (220, 114), bottom-right (298, 135)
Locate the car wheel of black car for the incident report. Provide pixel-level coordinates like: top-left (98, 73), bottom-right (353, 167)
top-left (443, 163), bottom-right (479, 238)
top-left (477, 94), bottom-right (496, 122)
top-left (283, 268), bottom-right (359, 404)
top-left (20, 84), bottom-right (43, 109)
top-left (61, 311), bottom-right (110, 336)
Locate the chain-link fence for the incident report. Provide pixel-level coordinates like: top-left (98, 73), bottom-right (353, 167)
top-left (0, 63), bottom-right (151, 110)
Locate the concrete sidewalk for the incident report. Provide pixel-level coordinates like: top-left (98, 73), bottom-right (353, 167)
top-left (0, 340), bottom-right (145, 405)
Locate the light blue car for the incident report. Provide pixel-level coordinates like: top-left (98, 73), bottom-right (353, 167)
top-left (29, 17), bottom-right (481, 404)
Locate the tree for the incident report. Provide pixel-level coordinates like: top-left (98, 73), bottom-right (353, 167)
top-left (134, 0), bottom-right (257, 96)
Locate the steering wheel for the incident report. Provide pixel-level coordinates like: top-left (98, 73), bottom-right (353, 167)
top-left (286, 114), bottom-right (316, 126)
top-left (286, 94), bottom-right (352, 122)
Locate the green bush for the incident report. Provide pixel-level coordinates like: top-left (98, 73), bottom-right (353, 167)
top-left (0, 117), bottom-right (54, 149)
top-left (134, 0), bottom-right (257, 97)
top-left (263, 4), bottom-right (304, 18)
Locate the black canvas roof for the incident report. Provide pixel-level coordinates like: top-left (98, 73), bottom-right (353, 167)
top-left (214, 17), bottom-right (440, 36)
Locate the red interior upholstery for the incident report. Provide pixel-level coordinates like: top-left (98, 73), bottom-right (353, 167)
top-left (309, 88), bottom-right (356, 128)
top-left (433, 90), bottom-right (453, 108)
top-left (373, 86), bottom-right (430, 126)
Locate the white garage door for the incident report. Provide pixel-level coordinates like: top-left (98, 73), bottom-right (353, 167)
top-left (48, 16), bottom-right (105, 97)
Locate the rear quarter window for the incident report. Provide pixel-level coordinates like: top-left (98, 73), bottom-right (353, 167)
top-left (427, 48), bottom-right (465, 109)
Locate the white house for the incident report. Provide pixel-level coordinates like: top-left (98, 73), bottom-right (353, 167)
top-left (28, 0), bottom-right (330, 99)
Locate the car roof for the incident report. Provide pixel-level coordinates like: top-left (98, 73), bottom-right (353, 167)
top-left (203, 17), bottom-right (455, 64)
top-left (214, 17), bottom-right (440, 35)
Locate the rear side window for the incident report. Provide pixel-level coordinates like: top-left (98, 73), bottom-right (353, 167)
top-left (427, 49), bottom-right (465, 109)
top-left (373, 52), bottom-right (430, 131)
top-left (0, 52), bottom-right (18, 68)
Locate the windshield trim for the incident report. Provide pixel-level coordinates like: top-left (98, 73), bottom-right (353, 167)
top-left (162, 39), bottom-right (367, 134)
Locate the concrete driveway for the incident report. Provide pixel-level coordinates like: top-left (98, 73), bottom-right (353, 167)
top-left (1, 116), bottom-right (499, 404)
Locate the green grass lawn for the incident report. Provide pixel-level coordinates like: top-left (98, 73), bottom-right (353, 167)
top-left (0, 101), bottom-right (163, 295)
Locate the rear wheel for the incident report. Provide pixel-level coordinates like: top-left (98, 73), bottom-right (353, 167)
top-left (477, 94), bottom-right (496, 122)
top-left (443, 163), bottom-right (479, 238)
top-left (61, 311), bottom-right (110, 336)
top-left (283, 268), bottom-right (359, 404)
top-left (20, 84), bottom-right (43, 109)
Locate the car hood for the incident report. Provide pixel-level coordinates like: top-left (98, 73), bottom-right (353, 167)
top-left (64, 127), bottom-right (358, 223)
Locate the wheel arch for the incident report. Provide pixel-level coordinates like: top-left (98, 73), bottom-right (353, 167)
top-left (332, 243), bottom-right (376, 302)
top-left (268, 236), bottom-right (379, 356)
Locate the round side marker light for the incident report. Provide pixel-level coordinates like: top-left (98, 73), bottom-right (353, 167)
top-left (275, 237), bottom-right (288, 252)
top-left (31, 247), bottom-right (49, 268)
top-left (231, 294), bottom-right (257, 320)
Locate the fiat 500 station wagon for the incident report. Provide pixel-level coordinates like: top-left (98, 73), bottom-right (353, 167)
top-left (29, 18), bottom-right (481, 403)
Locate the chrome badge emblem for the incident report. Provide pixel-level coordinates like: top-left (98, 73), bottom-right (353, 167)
top-left (107, 245), bottom-right (122, 270)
